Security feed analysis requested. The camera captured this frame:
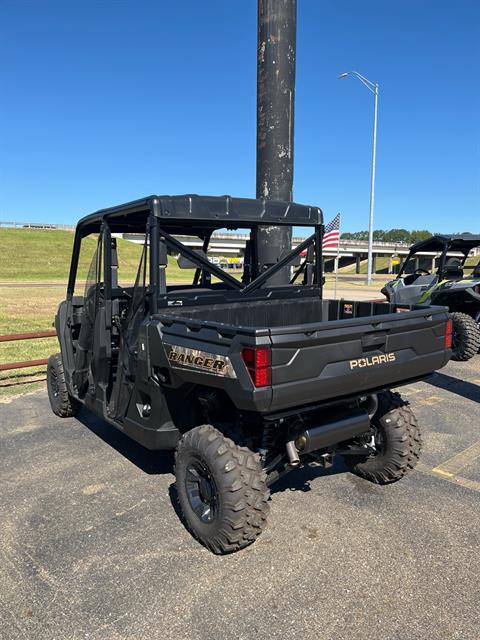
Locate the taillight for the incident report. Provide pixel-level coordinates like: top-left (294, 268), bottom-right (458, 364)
top-left (444, 319), bottom-right (453, 349)
top-left (241, 346), bottom-right (272, 387)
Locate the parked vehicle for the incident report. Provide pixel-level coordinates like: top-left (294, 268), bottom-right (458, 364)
top-left (48, 195), bottom-right (452, 553)
top-left (382, 234), bottom-right (480, 361)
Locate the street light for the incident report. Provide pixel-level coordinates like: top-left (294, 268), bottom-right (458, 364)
top-left (339, 70), bottom-right (379, 285)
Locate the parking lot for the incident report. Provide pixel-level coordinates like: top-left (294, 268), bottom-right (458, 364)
top-left (1, 358), bottom-right (479, 640)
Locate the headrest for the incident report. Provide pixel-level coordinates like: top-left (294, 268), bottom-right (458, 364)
top-left (443, 258), bottom-right (463, 280)
top-left (444, 258), bottom-right (462, 269)
top-left (177, 250), bottom-right (209, 269)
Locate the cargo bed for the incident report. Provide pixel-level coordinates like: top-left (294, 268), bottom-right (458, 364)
top-left (154, 297), bottom-right (450, 413)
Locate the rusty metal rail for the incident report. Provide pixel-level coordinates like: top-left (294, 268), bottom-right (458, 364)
top-left (0, 330), bottom-right (56, 372)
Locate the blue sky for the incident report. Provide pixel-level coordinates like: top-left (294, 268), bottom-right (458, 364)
top-left (1, 0), bottom-right (479, 233)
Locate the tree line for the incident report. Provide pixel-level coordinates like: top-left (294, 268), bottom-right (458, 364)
top-left (340, 229), bottom-right (434, 244)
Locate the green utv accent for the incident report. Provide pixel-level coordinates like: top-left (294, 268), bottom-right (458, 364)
top-left (382, 234), bottom-right (480, 361)
top-left (418, 279), bottom-right (449, 303)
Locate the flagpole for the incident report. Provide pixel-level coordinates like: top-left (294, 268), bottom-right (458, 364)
top-left (333, 213), bottom-right (341, 299)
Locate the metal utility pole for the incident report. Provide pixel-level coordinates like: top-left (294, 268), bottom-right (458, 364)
top-left (255, 0), bottom-right (297, 285)
top-left (338, 71), bottom-right (379, 285)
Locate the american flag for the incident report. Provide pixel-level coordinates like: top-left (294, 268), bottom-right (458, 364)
top-left (322, 212), bottom-right (341, 250)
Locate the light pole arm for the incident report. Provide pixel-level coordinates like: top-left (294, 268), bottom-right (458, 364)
top-left (339, 70), bottom-right (376, 93)
top-left (351, 71), bottom-right (376, 93)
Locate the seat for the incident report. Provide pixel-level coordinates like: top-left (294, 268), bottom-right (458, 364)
top-left (443, 258), bottom-right (464, 281)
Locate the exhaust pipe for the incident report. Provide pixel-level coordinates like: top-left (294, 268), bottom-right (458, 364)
top-left (285, 439), bottom-right (300, 466)
top-left (295, 409), bottom-right (371, 454)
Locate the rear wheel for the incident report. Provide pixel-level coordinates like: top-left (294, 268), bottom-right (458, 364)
top-left (175, 425), bottom-right (270, 554)
top-left (449, 312), bottom-right (480, 361)
top-left (47, 353), bottom-right (80, 418)
top-left (344, 391), bottom-right (422, 484)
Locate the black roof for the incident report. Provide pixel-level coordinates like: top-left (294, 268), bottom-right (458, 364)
top-left (76, 194), bottom-right (323, 236)
top-left (409, 234), bottom-right (480, 254)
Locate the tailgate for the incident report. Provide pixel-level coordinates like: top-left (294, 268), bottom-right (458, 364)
top-left (268, 306), bottom-right (450, 412)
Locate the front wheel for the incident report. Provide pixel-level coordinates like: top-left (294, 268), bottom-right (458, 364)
top-left (449, 312), bottom-right (480, 361)
top-left (345, 391), bottom-right (422, 484)
top-left (175, 425), bottom-right (270, 554)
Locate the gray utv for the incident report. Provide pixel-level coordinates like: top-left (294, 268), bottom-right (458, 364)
top-left (382, 234), bottom-right (480, 361)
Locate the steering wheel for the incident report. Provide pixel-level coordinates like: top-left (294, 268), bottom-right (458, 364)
top-left (413, 268), bottom-right (430, 276)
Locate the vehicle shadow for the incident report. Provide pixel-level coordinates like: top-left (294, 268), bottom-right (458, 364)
top-left (77, 405), bottom-right (354, 491)
top-left (426, 371), bottom-right (480, 403)
top-left (270, 457), bottom-right (349, 494)
top-left (76, 408), bottom-right (174, 475)
top-left (168, 483), bottom-right (186, 526)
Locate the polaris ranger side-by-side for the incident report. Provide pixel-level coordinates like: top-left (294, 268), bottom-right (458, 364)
top-left (48, 195), bottom-right (452, 554)
top-left (382, 234), bottom-right (480, 361)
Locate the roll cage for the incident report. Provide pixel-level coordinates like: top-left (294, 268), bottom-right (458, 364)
top-left (67, 194), bottom-right (325, 312)
top-left (398, 234), bottom-right (480, 280)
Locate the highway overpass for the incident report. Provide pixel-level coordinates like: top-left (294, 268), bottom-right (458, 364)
top-left (121, 232), bottom-right (425, 274)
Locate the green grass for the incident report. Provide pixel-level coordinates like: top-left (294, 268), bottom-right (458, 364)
top-left (464, 256), bottom-right (480, 276)
top-left (0, 228), bottom-right (189, 283)
top-left (1, 228), bottom-right (80, 281)
top-left (337, 256), bottom-right (391, 275)
top-left (0, 286), bottom-right (62, 397)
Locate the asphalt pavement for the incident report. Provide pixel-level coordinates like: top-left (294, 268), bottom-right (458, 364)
top-left (1, 359), bottom-right (479, 640)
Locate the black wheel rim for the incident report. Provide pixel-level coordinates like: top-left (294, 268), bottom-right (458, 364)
top-left (49, 367), bottom-right (59, 398)
top-left (185, 459), bottom-right (218, 524)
